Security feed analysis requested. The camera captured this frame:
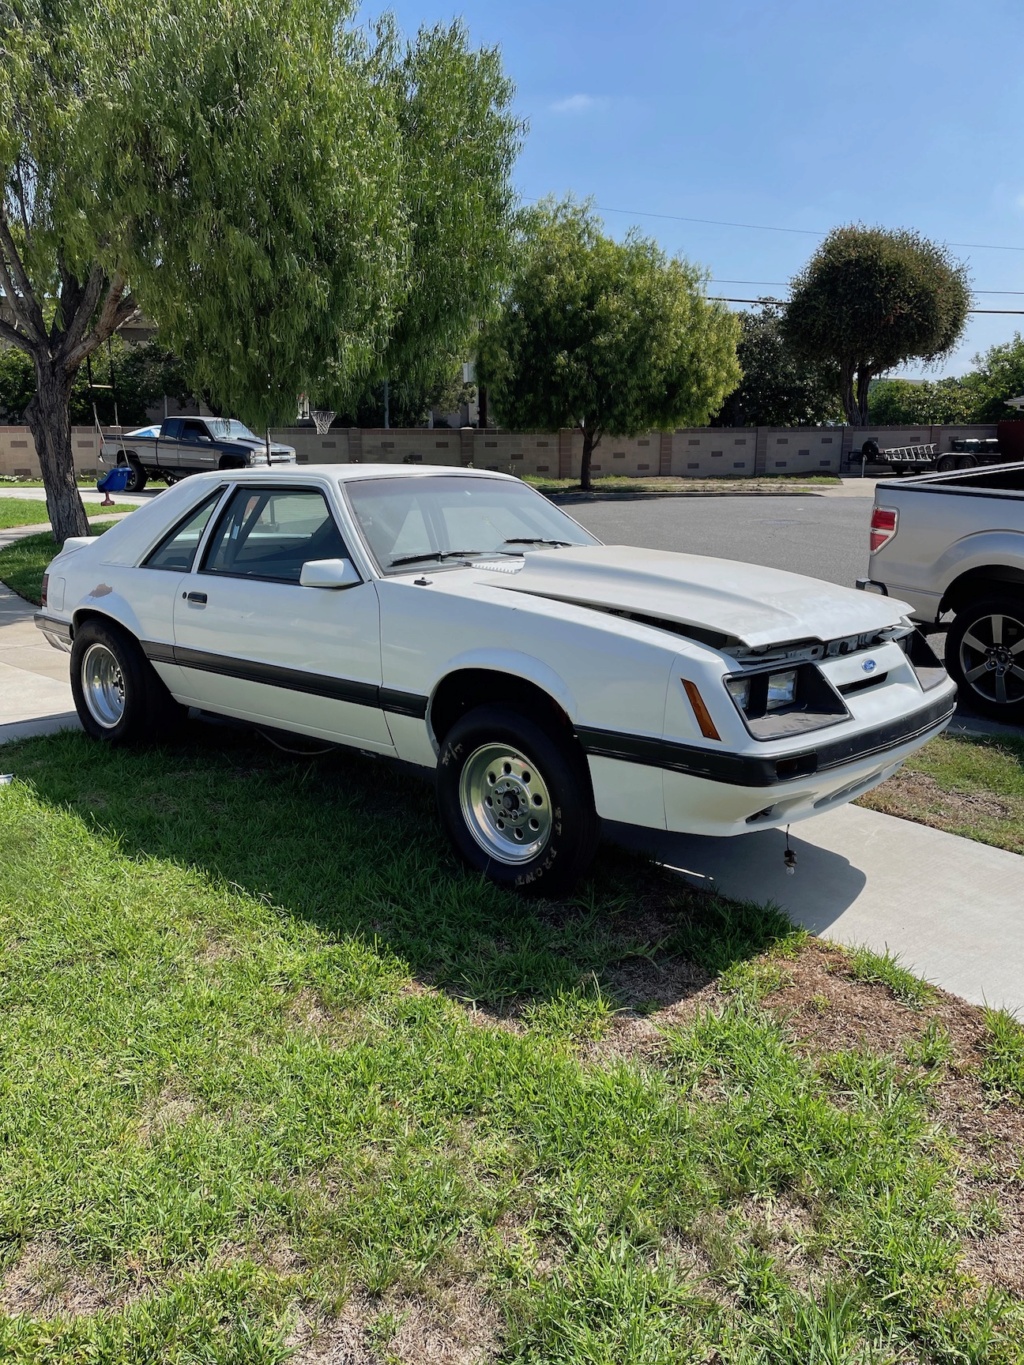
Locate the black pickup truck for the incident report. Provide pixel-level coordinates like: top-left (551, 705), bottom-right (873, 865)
top-left (101, 416), bottom-right (297, 492)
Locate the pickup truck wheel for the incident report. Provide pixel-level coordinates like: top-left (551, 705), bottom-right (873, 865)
top-left (436, 704), bottom-right (599, 895)
top-left (123, 456), bottom-right (147, 493)
top-left (945, 595), bottom-right (1024, 721)
top-left (71, 619), bottom-right (185, 745)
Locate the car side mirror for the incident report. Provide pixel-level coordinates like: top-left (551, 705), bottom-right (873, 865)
top-left (299, 558), bottom-right (361, 589)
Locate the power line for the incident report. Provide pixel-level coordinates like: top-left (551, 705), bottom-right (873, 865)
top-left (524, 198), bottom-right (1024, 255)
top-left (709, 295), bottom-right (1024, 316)
top-left (588, 203), bottom-right (1024, 254)
top-left (712, 278), bottom-right (1024, 295)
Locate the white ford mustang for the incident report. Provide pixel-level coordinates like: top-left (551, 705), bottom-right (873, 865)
top-left (37, 465), bottom-right (956, 892)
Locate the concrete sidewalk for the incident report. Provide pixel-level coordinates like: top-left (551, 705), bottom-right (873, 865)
top-left (0, 582), bottom-right (80, 745)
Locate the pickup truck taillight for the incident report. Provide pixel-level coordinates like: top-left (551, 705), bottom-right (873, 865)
top-left (869, 506), bottom-right (898, 554)
top-left (40, 573), bottom-right (48, 607)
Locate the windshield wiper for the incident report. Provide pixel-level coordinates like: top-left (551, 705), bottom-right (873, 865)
top-left (388, 549), bottom-right (485, 568)
top-left (500, 538), bottom-right (574, 549)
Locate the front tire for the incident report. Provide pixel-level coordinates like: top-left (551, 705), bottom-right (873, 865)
top-left (945, 594), bottom-right (1024, 721)
top-left (436, 704), bottom-right (599, 895)
top-left (71, 618), bottom-right (185, 744)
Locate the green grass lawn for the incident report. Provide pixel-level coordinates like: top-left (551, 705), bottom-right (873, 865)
top-left (0, 498), bottom-right (136, 531)
top-left (858, 730), bottom-right (1024, 855)
top-left (526, 474), bottom-right (841, 496)
top-left (0, 728), bottom-right (1022, 1362)
top-left (0, 526), bottom-right (115, 605)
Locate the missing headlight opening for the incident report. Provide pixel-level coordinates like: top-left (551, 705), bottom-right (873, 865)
top-left (724, 663), bottom-right (849, 740)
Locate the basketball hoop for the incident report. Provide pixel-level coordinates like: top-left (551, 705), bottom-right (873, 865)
top-left (311, 410), bottom-right (336, 435)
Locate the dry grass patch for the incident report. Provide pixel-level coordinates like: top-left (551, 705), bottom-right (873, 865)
top-left (0, 1238), bottom-right (127, 1318)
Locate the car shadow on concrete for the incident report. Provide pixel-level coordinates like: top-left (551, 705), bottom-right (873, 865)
top-left (604, 820), bottom-right (868, 938)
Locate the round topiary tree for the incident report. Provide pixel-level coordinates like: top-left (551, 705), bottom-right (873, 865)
top-left (782, 226), bottom-right (970, 426)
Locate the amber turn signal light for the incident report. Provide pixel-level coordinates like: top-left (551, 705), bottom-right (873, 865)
top-left (682, 679), bottom-right (721, 741)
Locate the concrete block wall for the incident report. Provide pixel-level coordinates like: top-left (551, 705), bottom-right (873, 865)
top-left (0, 423), bottom-right (1012, 482)
top-left (671, 429), bottom-right (757, 477)
top-left (0, 427), bottom-right (103, 478)
top-left (761, 429), bottom-right (842, 475)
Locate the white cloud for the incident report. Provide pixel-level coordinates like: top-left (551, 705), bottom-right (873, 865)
top-left (549, 93), bottom-right (607, 115)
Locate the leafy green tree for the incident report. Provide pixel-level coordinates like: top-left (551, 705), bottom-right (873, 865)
top-left (782, 226), bottom-right (970, 426)
top-left (0, 344), bottom-right (34, 422)
top-left (0, 0), bottom-right (519, 543)
top-left (958, 334), bottom-right (1024, 422)
top-left (478, 201), bottom-right (740, 490)
top-left (1, 334), bottom-right (189, 425)
top-left (867, 376), bottom-right (978, 425)
top-left (712, 305), bottom-right (840, 427)
top-left (332, 356), bottom-right (474, 428)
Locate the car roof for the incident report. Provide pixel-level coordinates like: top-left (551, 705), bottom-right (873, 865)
top-left (217, 463), bottom-right (518, 484)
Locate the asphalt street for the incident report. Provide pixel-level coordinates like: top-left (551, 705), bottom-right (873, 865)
top-left (568, 494), bottom-right (871, 591)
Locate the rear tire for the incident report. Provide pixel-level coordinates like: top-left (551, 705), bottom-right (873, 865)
top-left (71, 618), bottom-right (185, 744)
top-left (945, 594), bottom-right (1024, 722)
top-left (123, 456), bottom-right (147, 493)
top-left (955, 454), bottom-right (977, 470)
top-left (436, 704), bottom-right (599, 895)
top-left (935, 454), bottom-right (957, 473)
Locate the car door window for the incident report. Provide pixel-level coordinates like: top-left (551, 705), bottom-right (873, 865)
top-left (202, 488), bottom-right (350, 583)
top-left (142, 491), bottom-right (225, 572)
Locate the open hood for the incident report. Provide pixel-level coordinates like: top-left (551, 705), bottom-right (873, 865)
top-left (473, 545), bottom-right (909, 650)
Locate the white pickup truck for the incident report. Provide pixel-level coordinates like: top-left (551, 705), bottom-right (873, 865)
top-left (101, 416), bottom-right (297, 492)
top-left (859, 462), bottom-right (1024, 722)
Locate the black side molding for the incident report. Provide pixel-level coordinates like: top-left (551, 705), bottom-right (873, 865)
top-left (141, 640), bottom-right (428, 718)
top-left (577, 691), bottom-right (956, 789)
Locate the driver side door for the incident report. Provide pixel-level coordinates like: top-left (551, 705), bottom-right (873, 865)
top-left (172, 484), bottom-right (393, 749)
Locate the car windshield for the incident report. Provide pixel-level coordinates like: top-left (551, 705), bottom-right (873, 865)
top-left (208, 419), bottom-right (258, 441)
top-left (346, 475), bottom-right (598, 574)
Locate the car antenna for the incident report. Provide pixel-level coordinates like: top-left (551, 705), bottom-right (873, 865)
top-left (783, 825), bottom-right (797, 875)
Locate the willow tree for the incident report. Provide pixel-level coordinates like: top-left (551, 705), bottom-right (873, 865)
top-left (782, 226), bottom-right (970, 427)
top-left (0, 0), bottom-right (519, 543)
top-left (478, 201), bottom-right (740, 490)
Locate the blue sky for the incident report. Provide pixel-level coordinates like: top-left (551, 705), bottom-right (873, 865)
top-left (369, 0), bottom-right (1024, 377)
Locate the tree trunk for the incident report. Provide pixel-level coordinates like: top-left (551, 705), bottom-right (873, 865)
top-left (839, 359), bottom-right (860, 426)
top-left (855, 366), bottom-right (873, 426)
top-left (25, 360), bottom-right (88, 545)
top-left (580, 426), bottom-right (601, 491)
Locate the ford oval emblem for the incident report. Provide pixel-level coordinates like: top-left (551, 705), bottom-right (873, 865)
top-left (862, 659), bottom-right (877, 673)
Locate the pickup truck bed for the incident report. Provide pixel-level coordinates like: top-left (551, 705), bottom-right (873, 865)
top-left (860, 462), bottom-right (1024, 721)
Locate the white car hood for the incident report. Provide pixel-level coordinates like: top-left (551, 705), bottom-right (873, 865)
top-left (466, 545), bottom-right (907, 649)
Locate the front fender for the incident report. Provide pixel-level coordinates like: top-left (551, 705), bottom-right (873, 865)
top-left (430, 647), bottom-right (579, 721)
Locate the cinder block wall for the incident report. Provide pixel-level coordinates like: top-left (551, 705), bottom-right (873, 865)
top-left (671, 430), bottom-right (757, 476)
top-left (0, 427), bottom-right (104, 478)
top-left (0, 424), bottom-right (1012, 481)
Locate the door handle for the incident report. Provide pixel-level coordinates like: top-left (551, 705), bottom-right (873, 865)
top-left (183, 591), bottom-right (207, 604)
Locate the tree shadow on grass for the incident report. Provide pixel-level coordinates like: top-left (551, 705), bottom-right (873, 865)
top-left (6, 725), bottom-right (799, 1013)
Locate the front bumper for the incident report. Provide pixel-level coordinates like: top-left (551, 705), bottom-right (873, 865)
top-left (582, 687), bottom-right (956, 836)
top-left (247, 451), bottom-right (297, 466)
